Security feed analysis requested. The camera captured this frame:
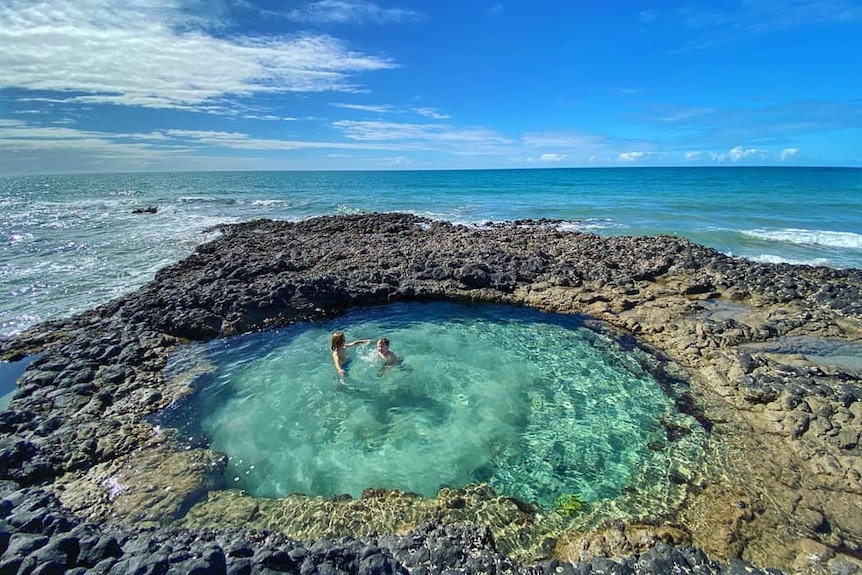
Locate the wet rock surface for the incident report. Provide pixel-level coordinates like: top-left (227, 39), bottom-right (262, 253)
top-left (0, 483), bottom-right (783, 575)
top-left (1, 213), bottom-right (861, 574)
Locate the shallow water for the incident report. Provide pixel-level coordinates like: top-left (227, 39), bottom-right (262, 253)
top-left (0, 354), bottom-right (39, 410)
top-left (162, 302), bottom-right (705, 511)
top-left (742, 336), bottom-right (862, 375)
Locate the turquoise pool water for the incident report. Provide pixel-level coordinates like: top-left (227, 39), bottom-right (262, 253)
top-left (163, 302), bottom-right (705, 509)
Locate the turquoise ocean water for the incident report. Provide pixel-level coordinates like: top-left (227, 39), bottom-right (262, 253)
top-left (1, 167), bottom-right (861, 339)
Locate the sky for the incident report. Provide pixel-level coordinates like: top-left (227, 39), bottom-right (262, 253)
top-left (0, 0), bottom-right (861, 174)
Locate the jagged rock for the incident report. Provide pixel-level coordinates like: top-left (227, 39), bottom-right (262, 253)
top-left (1, 213), bottom-right (860, 575)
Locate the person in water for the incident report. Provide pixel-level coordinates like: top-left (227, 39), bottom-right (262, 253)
top-left (376, 337), bottom-right (402, 367)
top-left (331, 331), bottom-right (370, 376)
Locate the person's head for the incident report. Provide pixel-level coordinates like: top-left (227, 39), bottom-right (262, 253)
top-left (331, 331), bottom-right (346, 351)
top-left (376, 338), bottom-right (390, 352)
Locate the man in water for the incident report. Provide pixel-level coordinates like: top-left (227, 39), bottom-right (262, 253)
top-left (376, 338), bottom-right (402, 367)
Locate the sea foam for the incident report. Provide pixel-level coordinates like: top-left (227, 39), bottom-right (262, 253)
top-left (742, 228), bottom-right (862, 249)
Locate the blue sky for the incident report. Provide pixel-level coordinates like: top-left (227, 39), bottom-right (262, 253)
top-left (0, 0), bottom-right (860, 174)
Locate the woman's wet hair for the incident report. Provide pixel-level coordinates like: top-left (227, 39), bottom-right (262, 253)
top-left (331, 331), bottom-right (345, 350)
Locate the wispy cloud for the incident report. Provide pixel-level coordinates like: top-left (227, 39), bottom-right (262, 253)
top-left (332, 119), bottom-right (515, 154)
top-left (649, 107), bottom-right (716, 123)
top-left (674, 0), bottom-right (862, 51)
top-left (780, 147), bottom-right (800, 160)
top-left (714, 145), bottom-right (768, 162)
top-left (519, 131), bottom-right (633, 165)
top-left (331, 104), bottom-right (451, 119)
top-left (381, 155), bottom-right (417, 166)
top-left (618, 151), bottom-right (648, 162)
top-left (527, 153), bottom-right (569, 163)
top-left (332, 103), bottom-right (394, 113)
top-left (520, 131), bottom-right (610, 149)
top-left (0, 0), bottom-right (396, 111)
top-left (414, 107), bottom-right (451, 120)
top-left (0, 120), bottom-right (403, 164)
top-left (645, 100), bottom-right (862, 145)
top-left (681, 0), bottom-right (862, 32)
top-left (282, 0), bottom-right (422, 25)
top-left (333, 120), bottom-right (512, 144)
top-left (0, 120), bottom-right (180, 158)
top-left (164, 128), bottom-right (406, 151)
top-left (639, 10), bottom-right (657, 24)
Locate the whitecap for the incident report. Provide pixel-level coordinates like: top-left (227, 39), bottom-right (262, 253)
top-left (177, 196), bottom-right (218, 203)
top-left (740, 253), bottom-right (833, 267)
top-left (248, 199), bottom-right (289, 207)
top-left (742, 228), bottom-right (862, 249)
top-left (8, 233), bottom-right (34, 244)
top-left (557, 219), bottom-right (620, 233)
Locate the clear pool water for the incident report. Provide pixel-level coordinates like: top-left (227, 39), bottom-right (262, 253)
top-left (162, 302), bottom-right (704, 509)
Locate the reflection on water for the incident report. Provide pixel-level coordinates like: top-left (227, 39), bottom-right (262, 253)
top-left (161, 302), bottom-right (705, 512)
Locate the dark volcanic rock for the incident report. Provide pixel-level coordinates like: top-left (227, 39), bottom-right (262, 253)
top-left (0, 488), bottom-right (780, 575)
top-left (1, 213), bottom-right (860, 575)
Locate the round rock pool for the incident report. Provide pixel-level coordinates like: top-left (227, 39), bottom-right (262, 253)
top-left (161, 301), bottom-right (705, 518)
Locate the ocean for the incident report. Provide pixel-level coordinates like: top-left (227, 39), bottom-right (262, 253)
top-left (1, 166), bottom-right (860, 339)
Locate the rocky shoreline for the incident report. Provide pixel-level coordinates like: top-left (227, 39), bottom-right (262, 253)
top-left (1, 213), bottom-right (860, 574)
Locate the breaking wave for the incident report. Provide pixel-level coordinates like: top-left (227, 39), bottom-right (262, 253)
top-left (741, 228), bottom-right (862, 249)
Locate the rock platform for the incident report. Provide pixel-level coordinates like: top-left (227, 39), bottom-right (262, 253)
top-left (1, 213), bottom-right (860, 574)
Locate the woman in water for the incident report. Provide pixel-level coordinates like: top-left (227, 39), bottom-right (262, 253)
top-left (331, 331), bottom-right (370, 377)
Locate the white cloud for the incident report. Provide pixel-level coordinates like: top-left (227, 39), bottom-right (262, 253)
top-left (780, 147), bottom-right (800, 160)
top-left (616, 151), bottom-right (666, 163)
top-left (0, 0), bottom-right (396, 111)
top-left (708, 146), bottom-right (767, 162)
top-left (283, 0), bottom-right (421, 25)
top-left (525, 153), bottom-right (570, 164)
top-left (382, 156), bottom-right (416, 166)
top-left (618, 151), bottom-right (647, 162)
top-left (332, 103), bottom-right (394, 113)
top-left (0, 120), bottom-right (179, 159)
top-left (651, 107), bottom-right (715, 123)
top-left (726, 145), bottom-right (764, 161)
top-left (639, 10), bottom-right (657, 24)
top-left (240, 114), bottom-right (289, 121)
top-left (164, 128), bottom-right (406, 151)
top-left (539, 153), bottom-right (568, 162)
top-left (414, 107), bottom-right (450, 120)
top-left (332, 120), bottom-right (514, 154)
top-left (684, 151), bottom-right (703, 160)
top-left (682, 0), bottom-right (862, 33)
top-left (674, 1), bottom-right (862, 53)
top-left (0, 120), bottom-right (401, 162)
